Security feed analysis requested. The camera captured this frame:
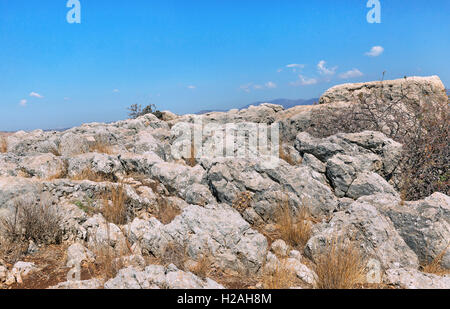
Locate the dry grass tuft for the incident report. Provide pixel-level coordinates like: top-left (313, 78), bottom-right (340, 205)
top-left (279, 143), bottom-right (300, 165)
top-left (101, 184), bottom-right (129, 225)
top-left (161, 242), bottom-right (188, 269)
top-left (71, 167), bottom-right (116, 182)
top-left (421, 247), bottom-right (450, 276)
top-left (90, 244), bottom-right (125, 280)
top-left (314, 238), bottom-right (366, 289)
top-left (0, 136), bottom-right (7, 153)
top-left (261, 261), bottom-right (297, 289)
top-left (155, 197), bottom-right (181, 225)
top-left (191, 253), bottom-right (213, 279)
top-left (89, 139), bottom-right (114, 155)
top-left (276, 199), bottom-right (313, 249)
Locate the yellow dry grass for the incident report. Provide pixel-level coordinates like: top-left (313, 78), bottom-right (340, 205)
top-left (314, 238), bottom-right (366, 289)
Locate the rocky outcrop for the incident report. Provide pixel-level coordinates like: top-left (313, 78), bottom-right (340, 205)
top-left (1, 76), bottom-right (448, 289)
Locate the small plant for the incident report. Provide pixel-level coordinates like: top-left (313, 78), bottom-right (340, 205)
top-left (101, 184), bottom-right (129, 225)
top-left (74, 198), bottom-right (97, 215)
top-left (232, 191), bottom-right (253, 213)
top-left (421, 246), bottom-right (450, 276)
top-left (0, 198), bottom-right (63, 246)
top-left (314, 238), bottom-right (366, 289)
top-left (0, 136), bottom-right (7, 153)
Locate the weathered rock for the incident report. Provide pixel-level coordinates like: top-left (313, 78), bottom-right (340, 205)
top-left (305, 201), bottom-right (419, 269)
top-left (104, 265), bottom-right (224, 289)
top-left (66, 243), bottom-right (95, 267)
top-left (49, 278), bottom-right (104, 289)
top-left (126, 204), bottom-right (268, 275)
top-left (346, 172), bottom-right (398, 199)
top-left (384, 268), bottom-right (450, 289)
top-left (359, 193), bottom-right (450, 269)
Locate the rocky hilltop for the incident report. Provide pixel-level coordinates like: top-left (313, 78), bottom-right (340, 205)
top-left (0, 76), bottom-right (448, 289)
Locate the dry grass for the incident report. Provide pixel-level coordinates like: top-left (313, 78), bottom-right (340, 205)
top-left (71, 167), bottom-right (116, 182)
top-left (232, 191), bottom-right (253, 214)
top-left (314, 238), bottom-right (366, 289)
top-left (0, 136), bottom-right (7, 153)
top-left (89, 139), bottom-right (114, 155)
top-left (191, 252), bottom-right (213, 279)
top-left (46, 160), bottom-right (68, 180)
top-left (0, 236), bottom-right (28, 265)
top-left (89, 244), bottom-right (125, 280)
top-left (279, 143), bottom-right (300, 165)
top-left (0, 198), bottom-right (63, 247)
top-left (276, 199), bottom-right (313, 249)
top-left (261, 261), bottom-right (297, 289)
top-left (101, 184), bottom-right (129, 225)
top-left (155, 197), bottom-right (181, 225)
top-left (161, 242), bottom-right (188, 269)
top-left (421, 246), bottom-right (450, 276)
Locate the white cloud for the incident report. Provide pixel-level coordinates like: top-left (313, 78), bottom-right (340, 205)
top-left (64, 97), bottom-right (70, 101)
top-left (277, 68), bottom-right (283, 73)
top-left (253, 84), bottom-right (263, 90)
top-left (317, 60), bottom-right (337, 75)
top-left (365, 46), bottom-right (384, 57)
top-left (240, 83), bottom-right (253, 92)
top-left (19, 99), bottom-right (27, 106)
top-left (286, 63), bottom-right (305, 73)
top-left (29, 92), bottom-right (44, 98)
top-left (291, 75), bottom-right (318, 86)
top-left (113, 89), bottom-right (120, 93)
top-left (187, 85), bottom-right (196, 89)
top-left (339, 69), bottom-right (364, 79)
top-left (265, 81), bottom-right (277, 89)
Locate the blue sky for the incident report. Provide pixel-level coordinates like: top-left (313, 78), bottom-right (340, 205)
top-left (0, 0), bottom-right (449, 131)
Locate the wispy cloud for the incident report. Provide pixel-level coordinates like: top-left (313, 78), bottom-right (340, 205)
top-left (29, 92), bottom-right (44, 98)
top-left (365, 46), bottom-right (384, 57)
top-left (265, 81), bottom-right (277, 89)
top-left (187, 85), bottom-right (196, 89)
top-left (240, 81), bottom-right (277, 92)
top-left (291, 75), bottom-right (318, 86)
top-left (317, 60), bottom-right (337, 75)
top-left (113, 89), bottom-right (120, 93)
top-left (285, 63), bottom-right (305, 73)
top-left (339, 68), bottom-right (364, 79)
top-left (19, 99), bottom-right (27, 106)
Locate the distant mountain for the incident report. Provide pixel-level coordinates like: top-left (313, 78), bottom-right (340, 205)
top-left (196, 98), bottom-right (318, 115)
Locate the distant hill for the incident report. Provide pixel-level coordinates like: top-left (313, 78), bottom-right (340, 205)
top-left (196, 98), bottom-right (318, 115)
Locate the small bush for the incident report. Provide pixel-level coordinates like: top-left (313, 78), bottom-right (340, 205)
top-left (128, 103), bottom-right (163, 120)
top-left (232, 191), bottom-right (253, 214)
top-left (307, 80), bottom-right (449, 200)
top-left (314, 239), bottom-right (366, 289)
top-left (0, 198), bottom-right (63, 246)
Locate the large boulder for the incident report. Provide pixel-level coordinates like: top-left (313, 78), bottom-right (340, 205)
top-left (126, 203), bottom-right (268, 275)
